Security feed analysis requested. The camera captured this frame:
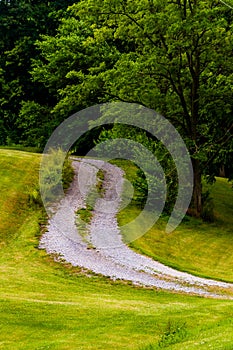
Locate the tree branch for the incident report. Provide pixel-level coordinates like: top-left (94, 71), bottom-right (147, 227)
top-left (97, 9), bottom-right (158, 47)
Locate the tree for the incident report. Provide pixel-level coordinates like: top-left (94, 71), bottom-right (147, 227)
top-left (69, 0), bottom-right (232, 217)
top-left (28, 0), bottom-right (232, 216)
top-left (31, 15), bottom-right (120, 121)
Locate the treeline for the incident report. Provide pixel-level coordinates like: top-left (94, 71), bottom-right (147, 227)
top-left (0, 0), bottom-right (77, 147)
top-left (0, 0), bottom-right (232, 216)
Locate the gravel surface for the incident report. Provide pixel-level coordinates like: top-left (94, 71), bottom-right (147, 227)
top-left (39, 158), bottom-right (233, 298)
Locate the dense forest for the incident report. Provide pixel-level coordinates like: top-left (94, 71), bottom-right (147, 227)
top-left (0, 0), bottom-right (232, 216)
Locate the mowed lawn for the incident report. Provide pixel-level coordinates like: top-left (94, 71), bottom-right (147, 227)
top-left (0, 149), bottom-right (233, 350)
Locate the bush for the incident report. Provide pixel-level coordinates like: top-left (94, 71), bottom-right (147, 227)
top-left (62, 155), bottom-right (75, 190)
top-left (40, 148), bottom-right (74, 204)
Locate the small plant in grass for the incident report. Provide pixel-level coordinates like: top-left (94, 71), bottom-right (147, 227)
top-left (138, 344), bottom-right (156, 350)
top-left (138, 320), bottom-right (188, 349)
top-left (28, 185), bottom-right (43, 208)
top-left (158, 319), bottom-right (188, 347)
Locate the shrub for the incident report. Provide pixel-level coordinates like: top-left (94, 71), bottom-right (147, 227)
top-left (40, 148), bottom-right (74, 204)
top-left (62, 155), bottom-right (75, 190)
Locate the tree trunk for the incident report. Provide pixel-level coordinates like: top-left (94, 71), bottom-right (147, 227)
top-left (219, 164), bottom-right (226, 177)
top-left (191, 158), bottom-right (202, 217)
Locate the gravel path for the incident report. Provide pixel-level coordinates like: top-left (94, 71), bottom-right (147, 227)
top-left (39, 158), bottom-right (233, 298)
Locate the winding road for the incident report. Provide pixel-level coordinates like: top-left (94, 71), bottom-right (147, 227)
top-left (39, 158), bottom-right (233, 298)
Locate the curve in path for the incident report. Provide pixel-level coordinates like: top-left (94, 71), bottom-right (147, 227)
top-left (39, 159), bottom-right (233, 299)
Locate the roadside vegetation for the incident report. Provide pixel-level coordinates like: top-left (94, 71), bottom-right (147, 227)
top-left (0, 150), bottom-right (233, 349)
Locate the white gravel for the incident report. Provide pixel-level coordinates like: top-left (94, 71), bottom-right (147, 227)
top-left (39, 158), bottom-right (233, 298)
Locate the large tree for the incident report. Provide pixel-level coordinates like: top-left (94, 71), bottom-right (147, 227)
top-left (30, 0), bottom-right (233, 216)
top-left (72, 0), bottom-right (233, 216)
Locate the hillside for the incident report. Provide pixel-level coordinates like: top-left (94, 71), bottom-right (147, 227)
top-left (0, 149), bottom-right (41, 247)
top-left (0, 149), bottom-right (233, 349)
top-left (128, 180), bottom-right (233, 281)
top-left (115, 159), bottom-right (233, 283)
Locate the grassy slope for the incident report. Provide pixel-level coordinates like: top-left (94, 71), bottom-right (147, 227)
top-left (116, 160), bottom-right (233, 283)
top-left (0, 150), bottom-right (233, 350)
top-left (0, 150), bottom-right (41, 246)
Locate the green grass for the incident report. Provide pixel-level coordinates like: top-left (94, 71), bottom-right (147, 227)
top-left (0, 150), bottom-right (233, 349)
top-left (0, 149), bottom-right (41, 246)
top-left (115, 159), bottom-right (233, 283)
top-left (0, 144), bottom-right (42, 153)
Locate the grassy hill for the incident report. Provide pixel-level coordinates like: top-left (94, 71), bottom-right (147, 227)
top-left (117, 160), bottom-right (233, 283)
top-left (0, 149), bottom-right (233, 350)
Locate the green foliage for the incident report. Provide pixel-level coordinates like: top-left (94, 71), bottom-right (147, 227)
top-left (62, 154), bottom-right (75, 190)
top-left (17, 101), bottom-right (52, 148)
top-left (31, 16), bottom-right (119, 120)
top-left (139, 320), bottom-right (188, 349)
top-left (97, 124), bottom-right (177, 214)
top-left (40, 148), bottom-right (74, 204)
top-left (76, 206), bottom-right (93, 225)
top-left (0, 0), bottom-right (77, 146)
top-left (158, 320), bottom-right (188, 348)
top-left (138, 344), bottom-right (156, 350)
top-left (28, 149), bottom-right (74, 209)
top-left (28, 185), bottom-right (43, 208)
top-left (73, 0), bottom-right (232, 215)
top-left (0, 0), bottom-right (232, 216)
top-left (111, 158), bottom-right (147, 215)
